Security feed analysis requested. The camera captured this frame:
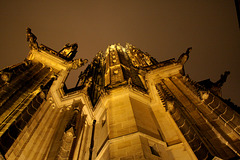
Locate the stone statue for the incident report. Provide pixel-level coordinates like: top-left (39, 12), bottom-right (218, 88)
top-left (26, 28), bottom-right (39, 50)
top-left (59, 43), bottom-right (78, 61)
top-left (177, 47), bottom-right (192, 65)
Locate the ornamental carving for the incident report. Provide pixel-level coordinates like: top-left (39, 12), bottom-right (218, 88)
top-left (177, 47), bottom-right (192, 65)
top-left (26, 28), bottom-right (84, 62)
top-left (58, 43), bottom-right (78, 61)
top-left (71, 59), bottom-right (88, 70)
top-left (26, 28), bottom-right (39, 50)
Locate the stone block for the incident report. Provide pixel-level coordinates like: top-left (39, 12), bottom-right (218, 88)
top-left (118, 140), bottom-right (132, 149)
top-left (120, 155), bottom-right (134, 160)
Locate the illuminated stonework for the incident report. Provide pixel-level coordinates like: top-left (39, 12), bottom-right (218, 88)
top-left (0, 29), bottom-right (239, 160)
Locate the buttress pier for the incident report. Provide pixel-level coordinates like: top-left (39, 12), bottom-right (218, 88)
top-left (0, 29), bottom-right (239, 160)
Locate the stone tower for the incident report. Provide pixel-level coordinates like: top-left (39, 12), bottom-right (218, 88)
top-left (0, 29), bottom-right (239, 160)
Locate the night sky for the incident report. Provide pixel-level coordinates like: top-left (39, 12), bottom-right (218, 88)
top-left (0, 1), bottom-right (239, 105)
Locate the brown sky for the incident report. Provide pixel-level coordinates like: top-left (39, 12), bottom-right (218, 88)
top-left (0, 0), bottom-right (239, 105)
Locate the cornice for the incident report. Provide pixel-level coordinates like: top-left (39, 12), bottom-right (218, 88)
top-left (146, 63), bottom-right (183, 82)
top-left (27, 49), bottom-right (72, 71)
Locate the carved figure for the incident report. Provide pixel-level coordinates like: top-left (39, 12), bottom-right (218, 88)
top-left (126, 43), bottom-right (134, 51)
top-left (85, 77), bottom-right (92, 88)
top-left (143, 54), bottom-right (153, 66)
top-left (80, 77), bottom-right (92, 94)
top-left (59, 43), bottom-right (78, 60)
top-left (99, 87), bottom-right (108, 96)
top-left (39, 44), bottom-right (58, 55)
top-left (205, 71), bottom-right (231, 96)
top-left (215, 71), bottom-right (230, 88)
top-left (177, 47), bottom-right (192, 65)
top-left (71, 59), bottom-right (88, 70)
top-left (26, 28), bottom-right (39, 50)
top-left (1, 72), bottom-right (11, 82)
top-left (96, 51), bottom-right (103, 59)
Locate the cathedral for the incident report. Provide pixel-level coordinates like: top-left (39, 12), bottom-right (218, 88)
top-left (0, 29), bottom-right (239, 160)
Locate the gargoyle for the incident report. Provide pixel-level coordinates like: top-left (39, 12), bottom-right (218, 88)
top-left (201, 71), bottom-right (231, 96)
top-left (214, 71), bottom-right (230, 88)
top-left (177, 47), bottom-right (192, 65)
